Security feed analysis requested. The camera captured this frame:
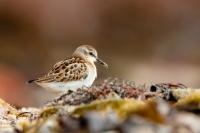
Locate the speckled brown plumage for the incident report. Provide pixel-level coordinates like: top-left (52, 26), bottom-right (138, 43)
top-left (34, 56), bottom-right (88, 83)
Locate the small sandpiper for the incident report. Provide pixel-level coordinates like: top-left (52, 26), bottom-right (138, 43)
top-left (28, 45), bottom-right (108, 92)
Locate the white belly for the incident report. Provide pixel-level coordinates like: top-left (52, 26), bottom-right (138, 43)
top-left (37, 64), bottom-right (97, 92)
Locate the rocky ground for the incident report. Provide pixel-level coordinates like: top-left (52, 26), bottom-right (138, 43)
top-left (1, 78), bottom-right (200, 133)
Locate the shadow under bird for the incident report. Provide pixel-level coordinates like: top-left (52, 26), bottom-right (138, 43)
top-left (28, 45), bottom-right (108, 92)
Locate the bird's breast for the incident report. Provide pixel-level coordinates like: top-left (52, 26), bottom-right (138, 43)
top-left (84, 63), bottom-right (97, 87)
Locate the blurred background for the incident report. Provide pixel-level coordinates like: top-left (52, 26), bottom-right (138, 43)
top-left (0, 0), bottom-right (200, 106)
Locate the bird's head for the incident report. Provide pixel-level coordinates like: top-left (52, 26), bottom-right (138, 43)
top-left (73, 45), bottom-right (108, 68)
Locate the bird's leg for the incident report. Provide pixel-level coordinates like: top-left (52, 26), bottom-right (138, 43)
top-left (55, 90), bottom-right (73, 101)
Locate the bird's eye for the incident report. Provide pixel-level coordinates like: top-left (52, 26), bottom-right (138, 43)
top-left (89, 52), bottom-right (94, 56)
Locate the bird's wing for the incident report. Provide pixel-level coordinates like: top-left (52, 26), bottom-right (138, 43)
top-left (32, 57), bottom-right (88, 83)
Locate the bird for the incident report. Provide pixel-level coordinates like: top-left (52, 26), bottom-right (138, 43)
top-left (28, 45), bottom-right (108, 92)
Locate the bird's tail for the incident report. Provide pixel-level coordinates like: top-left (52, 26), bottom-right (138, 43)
top-left (28, 79), bottom-right (37, 83)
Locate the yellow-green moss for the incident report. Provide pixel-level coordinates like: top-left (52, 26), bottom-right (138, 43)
top-left (175, 92), bottom-right (200, 107)
top-left (72, 99), bottom-right (147, 120)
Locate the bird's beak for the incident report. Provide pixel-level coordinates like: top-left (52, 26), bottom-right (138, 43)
top-left (96, 58), bottom-right (108, 68)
